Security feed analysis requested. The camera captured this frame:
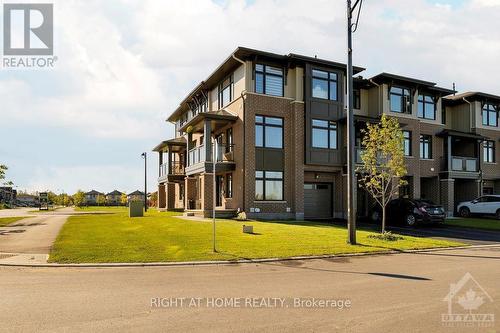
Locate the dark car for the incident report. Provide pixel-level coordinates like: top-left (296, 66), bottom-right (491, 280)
top-left (370, 198), bottom-right (446, 226)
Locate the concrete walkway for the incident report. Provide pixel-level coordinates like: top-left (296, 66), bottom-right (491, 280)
top-left (0, 207), bottom-right (75, 264)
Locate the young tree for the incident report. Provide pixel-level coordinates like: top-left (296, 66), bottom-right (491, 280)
top-left (120, 193), bottom-right (128, 206)
top-left (72, 190), bottom-right (85, 207)
top-left (357, 115), bottom-right (407, 233)
top-left (149, 191), bottom-right (158, 207)
top-left (96, 194), bottom-right (106, 206)
top-left (0, 164), bottom-right (13, 185)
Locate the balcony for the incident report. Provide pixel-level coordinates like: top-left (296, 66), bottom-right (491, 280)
top-left (451, 156), bottom-right (478, 172)
top-left (158, 161), bottom-right (185, 182)
top-left (186, 144), bottom-right (235, 175)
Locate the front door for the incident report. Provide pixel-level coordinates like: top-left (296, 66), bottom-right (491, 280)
top-left (216, 175), bottom-right (224, 207)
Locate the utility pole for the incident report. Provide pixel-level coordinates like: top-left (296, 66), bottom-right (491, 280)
top-left (141, 152), bottom-right (148, 212)
top-left (346, 0), bottom-right (363, 244)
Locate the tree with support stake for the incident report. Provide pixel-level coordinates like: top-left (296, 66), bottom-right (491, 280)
top-left (346, 0), bottom-right (364, 244)
top-left (357, 115), bottom-right (408, 233)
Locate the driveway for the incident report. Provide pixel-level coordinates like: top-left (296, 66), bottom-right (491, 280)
top-left (0, 208), bottom-right (74, 264)
top-left (0, 245), bottom-right (498, 332)
top-left (388, 224), bottom-right (500, 245)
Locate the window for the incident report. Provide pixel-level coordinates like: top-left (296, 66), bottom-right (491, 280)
top-left (482, 104), bottom-right (498, 127)
top-left (255, 116), bottom-right (283, 149)
top-left (420, 135), bottom-right (432, 159)
top-left (255, 171), bottom-right (283, 201)
top-left (226, 128), bottom-right (233, 153)
top-left (353, 89), bottom-right (361, 109)
top-left (191, 96), bottom-right (207, 117)
top-left (418, 94), bottom-right (436, 120)
top-left (218, 75), bottom-right (233, 108)
top-left (312, 119), bottom-right (337, 149)
top-left (226, 174), bottom-right (233, 198)
top-left (312, 69), bottom-right (338, 101)
top-left (484, 140), bottom-right (495, 163)
top-left (403, 131), bottom-right (412, 156)
top-left (390, 87), bottom-right (412, 114)
top-left (255, 64), bottom-right (284, 97)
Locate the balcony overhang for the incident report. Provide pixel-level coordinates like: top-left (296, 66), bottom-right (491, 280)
top-left (436, 129), bottom-right (489, 141)
top-left (338, 115), bottom-right (380, 124)
top-left (179, 109), bottom-right (238, 134)
top-left (153, 137), bottom-right (187, 152)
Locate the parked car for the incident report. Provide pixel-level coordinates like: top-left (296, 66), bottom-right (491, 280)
top-left (457, 195), bottom-right (500, 219)
top-left (370, 198), bottom-right (446, 226)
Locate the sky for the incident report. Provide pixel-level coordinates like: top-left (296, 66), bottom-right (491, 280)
top-left (1, 0), bottom-right (500, 195)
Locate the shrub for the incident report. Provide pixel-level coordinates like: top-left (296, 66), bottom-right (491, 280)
top-left (367, 231), bottom-right (403, 242)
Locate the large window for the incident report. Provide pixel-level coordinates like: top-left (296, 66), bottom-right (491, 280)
top-left (482, 104), bottom-right (498, 127)
top-left (403, 130), bottom-right (412, 156)
top-left (390, 86), bottom-right (412, 114)
top-left (420, 135), bottom-right (432, 159)
top-left (218, 75), bottom-right (233, 109)
top-left (418, 94), bottom-right (436, 120)
top-left (484, 140), bottom-right (495, 163)
top-left (353, 89), bottom-right (361, 109)
top-left (255, 171), bottom-right (283, 201)
top-left (255, 116), bottom-right (283, 149)
top-left (312, 69), bottom-right (338, 101)
top-left (255, 64), bottom-right (284, 97)
top-left (312, 119), bottom-right (337, 149)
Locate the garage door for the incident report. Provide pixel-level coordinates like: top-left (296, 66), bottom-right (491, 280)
top-left (304, 183), bottom-right (332, 219)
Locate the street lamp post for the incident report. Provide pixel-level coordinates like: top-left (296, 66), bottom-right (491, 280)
top-left (346, 0), bottom-right (363, 245)
top-left (212, 137), bottom-right (217, 253)
top-left (141, 152), bottom-right (147, 212)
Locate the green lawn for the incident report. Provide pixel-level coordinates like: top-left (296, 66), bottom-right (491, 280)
top-left (74, 206), bottom-right (127, 212)
top-left (446, 218), bottom-right (500, 231)
top-left (0, 216), bottom-right (28, 227)
top-left (49, 207), bottom-right (465, 263)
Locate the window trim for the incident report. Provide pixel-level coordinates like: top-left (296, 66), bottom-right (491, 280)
top-left (482, 104), bottom-right (499, 127)
top-left (403, 130), bottom-right (412, 157)
top-left (311, 68), bottom-right (339, 101)
top-left (311, 119), bottom-right (338, 150)
top-left (255, 63), bottom-right (284, 97)
top-left (419, 134), bottom-right (432, 159)
top-left (483, 140), bottom-right (495, 163)
top-left (255, 171), bottom-right (284, 201)
top-left (417, 93), bottom-right (436, 120)
top-left (255, 115), bottom-right (284, 149)
top-left (390, 86), bottom-right (412, 114)
top-left (218, 74), bottom-right (234, 109)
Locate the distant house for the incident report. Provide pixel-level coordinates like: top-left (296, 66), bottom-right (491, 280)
top-left (127, 190), bottom-right (145, 203)
top-left (0, 187), bottom-right (16, 205)
top-left (84, 190), bottom-right (104, 205)
top-left (106, 190), bottom-right (124, 206)
top-left (16, 194), bottom-right (39, 207)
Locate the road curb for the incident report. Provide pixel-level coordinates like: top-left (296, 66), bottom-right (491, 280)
top-left (1, 244), bottom-right (499, 268)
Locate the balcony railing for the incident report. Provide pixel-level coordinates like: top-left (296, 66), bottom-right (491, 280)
top-left (187, 144), bottom-right (235, 167)
top-left (159, 161), bottom-right (185, 178)
top-left (451, 156), bottom-right (478, 172)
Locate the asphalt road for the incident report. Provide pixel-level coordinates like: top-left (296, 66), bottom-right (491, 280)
top-left (1, 246), bottom-right (499, 333)
top-left (387, 224), bottom-right (500, 245)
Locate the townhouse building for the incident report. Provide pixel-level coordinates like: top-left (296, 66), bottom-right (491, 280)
top-left (153, 47), bottom-right (500, 219)
top-left (105, 190), bottom-right (124, 206)
top-left (84, 190), bottom-right (104, 206)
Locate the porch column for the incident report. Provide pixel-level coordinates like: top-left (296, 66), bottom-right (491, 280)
top-left (186, 133), bottom-right (192, 166)
top-left (447, 136), bottom-right (452, 171)
top-left (204, 119), bottom-right (212, 162)
top-left (168, 150), bottom-right (173, 174)
top-left (158, 183), bottom-right (166, 209)
top-left (440, 179), bottom-right (455, 217)
top-left (158, 152), bottom-right (163, 177)
top-left (166, 183), bottom-right (176, 210)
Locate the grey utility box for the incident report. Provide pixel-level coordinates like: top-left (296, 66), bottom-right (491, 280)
top-left (129, 201), bottom-right (144, 217)
top-left (243, 225), bottom-right (254, 234)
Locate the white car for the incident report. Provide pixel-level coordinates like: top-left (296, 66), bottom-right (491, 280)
top-left (457, 195), bottom-right (500, 219)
